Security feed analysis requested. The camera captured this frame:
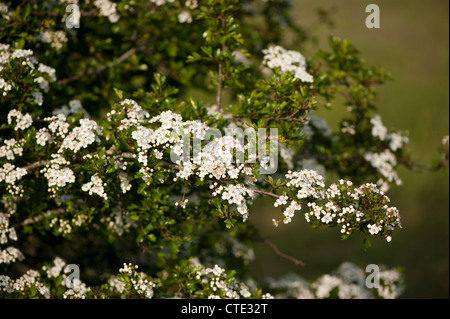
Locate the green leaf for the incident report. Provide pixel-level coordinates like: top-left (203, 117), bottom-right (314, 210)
top-left (137, 183), bottom-right (147, 194)
top-left (363, 238), bottom-right (372, 251)
top-left (113, 88), bottom-right (123, 100)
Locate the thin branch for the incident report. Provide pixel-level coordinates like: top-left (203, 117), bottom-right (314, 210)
top-left (216, 59), bottom-right (223, 111)
top-left (23, 160), bottom-right (50, 171)
top-left (261, 238), bottom-right (305, 267)
top-left (216, 14), bottom-right (227, 112)
top-left (250, 188), bottom-right (280, 199)
top-left (398, 157), bottom-right (448, 173)
top-left (58, 46), bottom-right (137, 86)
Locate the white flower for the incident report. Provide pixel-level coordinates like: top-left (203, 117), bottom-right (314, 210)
top-left (370, 115), bottom-right (388, 141)
top-left (94, 0), bottom-right (120, 23)
top-left (32, 91), bottom-right (43, 106)
top-left (38, 64), bottom-right (57, 81)
top-left (0, 78), bottom-right (12, 95)
top-left (286, 169), bottom-right (325, 200)
top-left (36, 128), bottom-right (52, 146)
top-left (119, 172), bottom-right (132, 193)
top-left (0, 163), bottom-right (27, 185)
top-left (7, 109), bottom-right (33, 131)
top-left (40, 154), bottom-right (76, 192)
top-left (364, 149), bottom-right (402, 189)
top-left (150, 0), bottom-right (175, 6)
top-left (60, 118), bottom-right (102, 153)
top-left (178, 11), bottom-right (192, 23)
top-left (0, 138), bottom-right (24, 160)
top-left (82, 173), bottom-right (108, 200)
top-left (388, 132), bottom-right (409, 151)
top-left (274, 195), bottom-right (288, 207)
top-left (442, 135), bottom-right (449, 146)
top-left (321, 213), bottom-right (333, 224)
top-left (262, 45), bottom-right (313, 83)
top-left (367, 224), bottom-right (382, 235)
top-left (185, 0), bottom-right (198, 9)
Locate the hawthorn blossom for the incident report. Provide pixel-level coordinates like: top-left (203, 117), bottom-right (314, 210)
top-left (36, 128), bottom-right (52, 146)
top-left (0, 138), bottom-right (24, 160)
top-left (370, 115), bottom-right (388, 141)
top-left (0, 247), bottom-right (24, 265)
top-left (262, 45), bottom-right (313, 83)
top-left (364, 149), bottom-right (402, 190)
top-left (178, 11), bottom-right (192, 23)
top-left (60, 118), bottom-right (103, 153)
top-left (82, 173), bottom-right (108, 200)
top-left (388, 132), bottom-right (409, 152)
top-left (150, 0), bottom-right (175, 6)
top-left (94, 0), bottom-right (120, 23)
top-left (367, 224), bottom-right (382, 235)
top-left (35, 30), bottom-right (68, 51)
top-left (7, 109), bottom-right (33, 131)
top-left (274, 195), bottom-right (288, 207)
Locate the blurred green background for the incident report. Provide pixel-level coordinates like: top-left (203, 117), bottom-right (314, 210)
top-left (247, 0), bottom-right (449, 298)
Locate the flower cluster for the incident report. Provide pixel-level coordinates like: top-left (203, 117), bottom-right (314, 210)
top-left (362, 114), bottom-right (409, 192)
top-left (178, 0), bottom-right (198, 23)
top-left (0, 163), bottom-right (27, 196)
top-left (82, 173), bottom-right (108, 200)
top-left (53, 99), bottom-right (89, 118)
top-left (150, 0), bottom-right (175, 6)
top-left (267, 262), bottom-right (404, 299)
top-left (364, 149), bottom-right (402, 191)
top-left (0, 213), bottom-right (17, 244)
top-left (35, 30), bottom-right (68, 51)
top-left (49, 217), bottom-right (73, 236)
top-left (188, 136), bottom-right (249, 180)
top-left (304, 112), bottom-right (332, 138)
top-left (113, 100), bottom-right (261, 217)
top-left (45, 114), bottom-right (70, 138)
top-left (94, 0), bottom-right (120, 23)
top-left (211, 184), bottom-right (255, 221)
top-left (272, 169), bottom-right (401, 242)
top-left (118, 263), bottom-right (156, 298)
top-left (0, 138), bottom-right (24, 161)
top-left (369, 115), bottom-right (409, 152)
top-left (309, 181), bottom-right (400, 241)
top-left (60, 118), bottom-right (103, 153)
top-left (262, 45), bottom-right (314, 83)
top-left (0, 272), bottom-right (50, 298)
top-left (370, 115), bottom-right (388, 140)
top-left (285, 169), bottom-right (326, 199)
top-left (191, 260), bottom-right (254, 299)
top-left (0, 246), bottom-right (24, 265)
top-left (119, 172), bottom-right (132, 194)
top-left (0, 44), bottom-right (56, 104)
top-left (7, 109), bottom-right (33, 131)
top-left (0, 1), bottom-right (11, 20)
top-left (43, 257), bottom-right (66, 278)
top-left (36, 128), bottom-right (52, 147)
top-left (40, 154), bottom-right (76, 196)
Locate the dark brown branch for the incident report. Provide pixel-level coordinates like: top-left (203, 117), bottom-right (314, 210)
top-left (398, 157), bottom-right (448, 173)
top-left (261, 238), bottom-right (305, 267)
top-left (216, 60), bottom-right (223, 111)
top-left (58, 46), bottom-right (137, 86)
top-left (250, 188), bottom-right (280, 199)
top-left (23, 160), bottom-right (50, 171)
